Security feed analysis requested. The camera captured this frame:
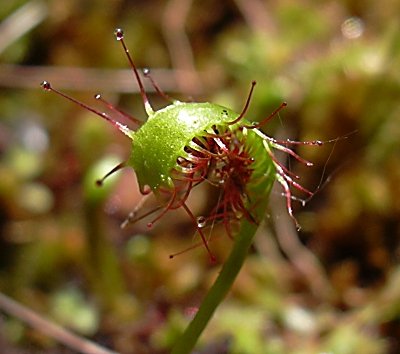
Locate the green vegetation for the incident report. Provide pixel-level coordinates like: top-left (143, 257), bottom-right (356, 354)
top-left (0, 1), bottom-right (399, 353)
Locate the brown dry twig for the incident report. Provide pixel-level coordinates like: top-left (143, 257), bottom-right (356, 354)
top-left (0, 64), bottom-right (179, 93)
top-left (0, 292), bottom-right (118, 354)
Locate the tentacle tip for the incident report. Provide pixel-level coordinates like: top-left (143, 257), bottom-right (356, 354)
top-left (41, 81), bottom-right (51, 91)
top-left (95, 179), bottom-right (103, 187)
top-left (291, 215), bottom-right (302, 231)
top-left (209, 255), bottom-right (217, 264)
top-left (147, 222), bottom-right (153, 228)
top-left (114, 28), bottom-right (124, 40)
top-left (94, 93), bottom-right (101, 100)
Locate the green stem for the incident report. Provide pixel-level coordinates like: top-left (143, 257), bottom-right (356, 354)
top-left (171, 136), bottom-right (275, 353)
top-left (171, 219), bottom-right (259, 354)
top-left (171, 170), bottom-right (273, 353)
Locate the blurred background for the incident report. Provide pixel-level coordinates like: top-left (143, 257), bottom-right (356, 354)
top-left (0, 0), bottom-right (399, 353)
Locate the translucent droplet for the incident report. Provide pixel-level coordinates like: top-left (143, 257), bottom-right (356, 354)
top-left (196, 216), bottom-right (206, 228)
top-left (41, 81), bottom-right (51, 91)
top-left (143, 68), bottom-right (150, 76)
top-left (341, 17), bottom-right (364, 39)
top-left (94, 93), bottom-right (101, 100)
top-left (114, 28), bottom-right (124, 40)
top-left (140, 184), bottom-right (152, 195)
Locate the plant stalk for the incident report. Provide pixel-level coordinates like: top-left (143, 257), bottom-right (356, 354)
top-left (171, 176), bottom-right (273, 354)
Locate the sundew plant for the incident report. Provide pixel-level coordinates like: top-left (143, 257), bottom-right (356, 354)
top-left (41, 28), bottom-right (338, 353)
top-left (2, 0), bottom-right (400, 352)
